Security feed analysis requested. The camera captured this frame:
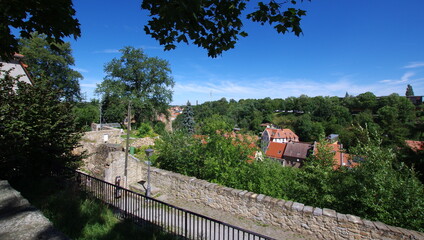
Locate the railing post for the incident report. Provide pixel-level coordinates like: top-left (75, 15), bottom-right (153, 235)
top-left (185, 211), bottom-right (188, 238)
top-left (125, 190), bottom-right (128, 218)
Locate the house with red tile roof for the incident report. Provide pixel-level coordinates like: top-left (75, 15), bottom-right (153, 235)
top-left (265, 142), bottom-right (287, 160)
top-left (264, 141), bottom-right (313, 167)
top-left (261, 127), bottom-right (299, 152)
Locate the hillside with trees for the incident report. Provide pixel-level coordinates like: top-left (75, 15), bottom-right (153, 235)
top-left (155, 91), bottom-right (423, 231)
top-left (174, 92), bottom-right (421, 149)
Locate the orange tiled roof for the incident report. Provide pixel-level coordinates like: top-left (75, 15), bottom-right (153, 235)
top-left (316, 142), bottom-right (359, 170)
top-left (265, 128), bottom-right (299, 141)
top-left (405, 140), bottom-right (424, 152)
top-left (265, 142), bottom-right (287, 159)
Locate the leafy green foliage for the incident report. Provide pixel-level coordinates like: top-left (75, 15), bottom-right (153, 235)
top-left (141, 0), bottom-right (311, 57)
top-left (73, 101), bottom-right (100, 131)
top-left (96, 47), bottom-right (174, 124)
top-left (294, 114), bottom-right (325, 141)
top-left (0, 74), bottom-right (82, 178)
top-left (137, 122), bottom-right (154, 138)
top-left (0, 0), bottom-right (80, 60)
top-left (199, 114), bottom-right (233, 135)
top-left (19, 33), bottom-right (83, 102)
top-left (153, 121), bottom-right (166, 135)
top-left (155, 131), bottom-right (257, 186)
top-left (336, 132), bottom-right (424, 231)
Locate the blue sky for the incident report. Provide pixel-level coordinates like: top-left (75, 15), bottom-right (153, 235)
top-left (68, 0), bottom-right (424, 105)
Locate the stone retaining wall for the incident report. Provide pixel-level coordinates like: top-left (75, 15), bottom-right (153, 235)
top-left (139, 163), bottom-right (423, 240)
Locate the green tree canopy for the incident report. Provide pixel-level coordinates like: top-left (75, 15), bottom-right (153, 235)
top-left (96, 46), bottom-right (174, 124)
top-left (141, 0), bottom-right (310, 57)
top-left (200, 114), bottom-right (234, 135)
top-left (73, 101), bottom-right (99, 131)
top-left (19, 33), bottom-right (83, 102)
top-left (0, 0), bottom-right (80, 60)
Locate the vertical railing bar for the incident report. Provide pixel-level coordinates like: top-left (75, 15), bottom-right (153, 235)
top-left (184, 211), bottom-right (188, 238)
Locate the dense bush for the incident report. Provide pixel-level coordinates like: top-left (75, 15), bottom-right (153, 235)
top-left (0, 75), bottom-right (82, 178)
top-left (137, 122), bottom-right (154, 138)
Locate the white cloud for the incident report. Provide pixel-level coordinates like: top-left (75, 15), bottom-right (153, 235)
top-left (72, 67), bottom-right (88, 73)
top-left (80, 83), bottom-right (98, 88)
top-left (139, 45), bottom-right (162, 50)
top-left (404, 62), bottom-right (424, 69)
top-left (379, 72), bottom-right (415, 84)
top-left (93, 49), bottom-right (120, 54)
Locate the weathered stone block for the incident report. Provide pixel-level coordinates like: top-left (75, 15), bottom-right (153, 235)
top-left (284, 200), bottom-right (293, 210)
top-left (373, 221), bottom-right (389, 231)
top-left (238, 190), bottom-right (247, 197)
top-left (361, 219), bottom-right (375, 229)
top-left (313, 207), bottom-right (323, 216)
top-left (292, 202), bottom-right (304, 212)
top-left (337, 213), bottom-right (348, 223)
top-left (263, 196), bottom-right (272, 204)
top-left (276, 199), bottom-right (286, 207)
top-left (256, 194), bottom-right (265, 202)
top-left (346, 214), bottom-right (362, 225)
top-left (303, 206), bottom-right (313, 215)
top-left (323, 208), bottom-right (337, 218)
top-left (385, 225), bottom-right (403, 236)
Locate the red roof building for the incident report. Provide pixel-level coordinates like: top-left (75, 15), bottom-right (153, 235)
top-left (265, 142), bottom-right (287, 159)
top-left (261, 127), bottom-right (299, 152)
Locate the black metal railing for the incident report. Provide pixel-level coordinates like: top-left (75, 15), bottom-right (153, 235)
top-left (73, 170), bottom-right (275, 240)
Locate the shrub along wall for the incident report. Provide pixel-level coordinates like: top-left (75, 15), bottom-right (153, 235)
top-left (139, 163), bottom-right (423, 240)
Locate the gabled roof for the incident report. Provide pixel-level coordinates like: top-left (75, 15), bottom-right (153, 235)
top-left (283, 142), bottom-right (313, 159)
top-left (265, 128), bottom-right (299, 140)
top-left (265, 142), bottom-right (287, 159)
top-left (0, 53), bottom-right (33, 85)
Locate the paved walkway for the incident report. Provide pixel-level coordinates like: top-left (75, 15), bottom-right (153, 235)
top-left (157, 195), bottom-right (314, 240)
top-left (109, 181), bottom-right (314, 240)
top-left (0, 180), bottom-right (68, 240)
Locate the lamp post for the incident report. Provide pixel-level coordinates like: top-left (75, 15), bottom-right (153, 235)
top-left (145, 148), bottom-right (154, 197)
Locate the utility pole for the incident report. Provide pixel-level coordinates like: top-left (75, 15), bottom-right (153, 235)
top-left (124, 101), bottom-right (131, 187)
top-left (99, 99), bottom-right (102, 130)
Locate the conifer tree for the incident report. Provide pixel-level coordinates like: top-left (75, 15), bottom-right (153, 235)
top-left (182, 101), bottom-right (195, 134)
top-left (406, 84), bottom-right (415, 96)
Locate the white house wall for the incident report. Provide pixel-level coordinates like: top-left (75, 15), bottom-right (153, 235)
top-left (0, 61), bottom-right (32, 85)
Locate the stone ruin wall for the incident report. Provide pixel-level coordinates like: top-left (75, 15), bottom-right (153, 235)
top-left (140, 164), bottom-right (423, 240)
